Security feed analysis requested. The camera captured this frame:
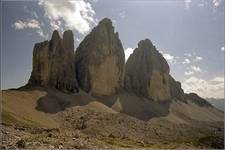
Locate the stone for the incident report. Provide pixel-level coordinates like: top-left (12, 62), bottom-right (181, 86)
top-left (125, 39), bottom-right (171, 101)
top-left (16, 139), bottom-right (26, 148)
top-left (75, 18), bottom-right (125, 96)
top-left (28, 30), bottom-right (79, 92)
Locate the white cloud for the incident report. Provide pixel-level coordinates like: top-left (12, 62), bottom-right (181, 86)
top-left (119, 11), bottom-right (126, 19)
top-left (38, 0), bottom-right (97, 34)
top-left (184, 53), bottom-right (192, 57)
top-left (191, 66), bottom-right (202, 72)
top-left (76, 38), bottom-right (81, 42)
top-left (185, 71), bottom-right (194, 76)
top-left (36, 29), bottom-right (44, 37)
top-left (210, 77), bottom-right (224, 83)
top-left (163, 53), bottom-right (174, 61)
top-left (12, 19), bottom-right (45, 38)
top-left (183, 53), bottom-right (203, 63)
top-left (196, 56), bottom-right (203, 60)
top-left (160, 51), bottom-right (180, 64)
top-left (184, 0), bottom-right (192, 9)
top-left (125, 48), bottom-right (134, 62)
top-left (13, 19), bottom-right (41, 30)
top-left (182, 76), bottom-right (224, 98)
top-left (212, 0), bottom-right (222, 7)
top-left (13, 20), bottom-right (26, 30)
top-left (182, 58), bottom-right (191, 64)
top-left (194, 56), bottom-right (203, 62)
top-left (221, 46), bottom-right (224, 51)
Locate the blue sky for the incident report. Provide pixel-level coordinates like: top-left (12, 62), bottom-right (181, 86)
top-left (1, 0), bottom-right (224, 98)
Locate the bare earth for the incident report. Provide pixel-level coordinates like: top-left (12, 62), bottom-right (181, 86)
top-left (1, 87), bottom-right (224, 149)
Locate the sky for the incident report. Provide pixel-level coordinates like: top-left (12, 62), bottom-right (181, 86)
top-left (1, 0), bottom-right (224, 98)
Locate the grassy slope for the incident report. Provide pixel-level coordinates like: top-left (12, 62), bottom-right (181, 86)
top-left (1, 89), bottom-right (58, 128)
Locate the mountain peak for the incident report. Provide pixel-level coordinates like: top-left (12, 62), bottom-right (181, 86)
top-left (94, 18), bottom-right (114, 34)
top-left (125, 38), bottom-right (185, 101)
top-left (98, 18), bottom-right (113, 27)
top-left (51, 30), bottom-right (61, 41)
top-left (137, 39), bottom-right (153, 49)
top-left (63, 30), bottom-right (73, 38)
top-left (63, 30), bottom-right (74, 51)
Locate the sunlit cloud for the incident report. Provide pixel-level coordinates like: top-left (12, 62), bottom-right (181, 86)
top-left (38, 0), bottom-right (97, 34)
top-left (13, 19), bottom-right (41, 30)
top-left (184, 0), bottom-right (192, 9)
top-left (125, 48), bottom-right (134, 62)
top-left (182, 76), bottom-right (224, 98)
top-left (212, 0), bottom-right (222, 8)
top-left (119, 11), bottom-right (126, 19)
top-left (194, 56), bottom-right (203, 62)
top-left (182, 58), bottom-right (191, 64)
top-left (163, 53), bottom-right (174, 62)
top-left (184, 70), bottom-right (194, 76)
top-left (12, 19), bottom-right (45, 38)
top-left (160, 51), bottom-right (180, 65)
top-left (191, 66), bottom-right (202, 72)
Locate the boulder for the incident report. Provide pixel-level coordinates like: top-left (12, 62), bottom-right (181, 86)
top-left (75, 18), bottom-right (125, 96)
top-left (28, 30), bottom-right (79, 92)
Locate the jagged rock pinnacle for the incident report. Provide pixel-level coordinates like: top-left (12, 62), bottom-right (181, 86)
top-left (28, 30), bottom-right (79, 92)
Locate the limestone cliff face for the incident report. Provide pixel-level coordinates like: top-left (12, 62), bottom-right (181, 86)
top-left (75, 18), bottom-right (125, 96)
top-left (169, 75), bottom-right (185, 100)
top-left (28, 30), bottom-right (79, 92)
top-left (125, 39), bottom-right (184, 101)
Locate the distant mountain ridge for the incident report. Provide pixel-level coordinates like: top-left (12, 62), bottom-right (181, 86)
top-left (206, 98), bottom-right (224, 112)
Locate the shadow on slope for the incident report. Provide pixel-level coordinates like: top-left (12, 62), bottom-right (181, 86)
top-left (28, 87), bottom-right (171, 121)
top-left (96, 93), bottom-right (171, 121)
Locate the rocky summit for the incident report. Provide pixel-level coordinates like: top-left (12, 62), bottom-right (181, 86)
top-left (125, 39), bottom-right (184, 101)
top-left (75, 18), bottom-right (125, 96)
top-left (28, 30), bottom-right (79, 92)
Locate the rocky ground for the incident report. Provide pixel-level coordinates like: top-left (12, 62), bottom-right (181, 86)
top-left (1, 105), bottom-right (224, 149)
top-left (1, 88), bottom-right (224, 149)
